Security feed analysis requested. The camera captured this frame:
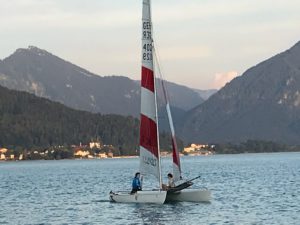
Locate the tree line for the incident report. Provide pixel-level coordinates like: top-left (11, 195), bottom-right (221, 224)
top-left (0, 85), bottom-right (182, 156)
top-left (214, 140), bottom-right (300, 154)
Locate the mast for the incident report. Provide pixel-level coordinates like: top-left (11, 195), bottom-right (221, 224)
top-left (140, 0), bottom-right (162, 188)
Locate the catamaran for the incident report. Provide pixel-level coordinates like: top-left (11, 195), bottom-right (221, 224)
top-left (109, 0), bottom-right (211, 204)
top-left (109, 0), bottom-right (167, 204)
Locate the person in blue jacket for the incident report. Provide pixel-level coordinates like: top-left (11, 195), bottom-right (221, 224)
top-left (131, 172), bottom-right (142, 194)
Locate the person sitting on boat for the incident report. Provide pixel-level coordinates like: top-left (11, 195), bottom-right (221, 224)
top-left (162, 173), bottom-right (176, 190)
top-left (167, 173), bottom-right (175, 188)
top-left (131, 172), bottom-right (142, 194)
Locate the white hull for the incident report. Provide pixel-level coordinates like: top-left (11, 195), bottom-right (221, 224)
top-left (166, 189), bottom-right (211, 202)
top-left (110, 190), bottom-right (167, 204)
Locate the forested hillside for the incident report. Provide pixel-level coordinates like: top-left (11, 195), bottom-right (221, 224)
top-left (0, 85), bottom-right (180, 155)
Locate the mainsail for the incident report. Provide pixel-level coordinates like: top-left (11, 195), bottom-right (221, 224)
top-left (152, 37), bottom-right (182, 182)
top-left (160, 81), bottom-right (182, 182)
top-left (139, 0), bottom-right (162, 187)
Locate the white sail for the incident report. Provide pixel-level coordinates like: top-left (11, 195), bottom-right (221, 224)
top-left (166, 103), bottom-right (182, 182)
top-left (160, 78), bottom-right (182, 182)
top-left (109, 0), bottom-right (167, 204)
top-left (139, 0), bottom-right (162, 186)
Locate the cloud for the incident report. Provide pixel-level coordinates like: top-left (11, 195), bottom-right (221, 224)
top-left (211, 71), bottom-right (239, 89)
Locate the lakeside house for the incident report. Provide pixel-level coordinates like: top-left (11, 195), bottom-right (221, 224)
top-left (89, 140), bottom-right (102, 149)
top-left (74, 147), bottom-right (112, 159)
top-left (0, 154), bottom-right (5, 160)
top-left (0, 148), bottom-right (8, 154)
top-left (98, 153), bottom-right (107, 158)
top-left (183, 144), bottom-right (214, 156)
top-left (0, 148), bottom-right (16, 161)
top-left (74, 149), bottom-right (90, 158)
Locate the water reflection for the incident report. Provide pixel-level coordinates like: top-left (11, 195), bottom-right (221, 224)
top-left (132, 202), bottom-right (193, 225)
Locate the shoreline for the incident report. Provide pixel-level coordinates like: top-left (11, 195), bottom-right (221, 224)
top-left (1, 151), bottom-right (300, 162)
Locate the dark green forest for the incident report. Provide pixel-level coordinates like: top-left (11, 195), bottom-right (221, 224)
top-left (0, 85), bottom-right (181, 156)
top-left (214, 140), bottom-right (300, 154)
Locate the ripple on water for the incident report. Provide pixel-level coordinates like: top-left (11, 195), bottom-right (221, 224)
top-left (0, 153), bottom-right (300, 224)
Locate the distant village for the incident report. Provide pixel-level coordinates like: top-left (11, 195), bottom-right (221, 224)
top-left (183, 144), bottom-right (215, 156)
top-left (0, 139), bottom-right (114, 161)
top-left (0, 141), bottom-right (215, 161)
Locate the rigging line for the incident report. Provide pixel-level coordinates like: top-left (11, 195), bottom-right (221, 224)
top-left (152, 44), bottom-right (169, 105)
top-left (151, 26), bottom-right (169, 103)
top-left (152, 40), bottom-right (183, 178)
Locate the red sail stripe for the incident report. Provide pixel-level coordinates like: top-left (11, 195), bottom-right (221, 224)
top-left (172, 136), bottom-right (180, 168)
top-left (140, 114), bottom-right (159, 158)
top-left (141, 67), bottom-right (155, 92)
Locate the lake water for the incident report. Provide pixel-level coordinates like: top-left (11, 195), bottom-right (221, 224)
top-left (1, 153), bottom-right (300, 225)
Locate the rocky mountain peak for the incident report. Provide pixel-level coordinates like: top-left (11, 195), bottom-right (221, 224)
top-left (7, 46), bottom-right (53, 62)
top-left (27, 46), bottom-right (50, 56)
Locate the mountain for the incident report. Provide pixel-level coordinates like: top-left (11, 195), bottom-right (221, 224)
top-left (0, 84), bottom-right (182, 153)
top-left (0, 46), bottom-right (204, 117)
top-left (193, 89), bottom-right (218, 100)
top-left (181, 41), bottom-right (300, 144)
top-left (0, 46), bottom-right (140, 116)
top-left (156, 80), bottom-right (204, 110)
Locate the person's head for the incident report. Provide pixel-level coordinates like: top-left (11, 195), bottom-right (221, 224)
top-left (135, 172), bottom-right (140, 178)
top-left (167, 173), bottom-right (173, 178)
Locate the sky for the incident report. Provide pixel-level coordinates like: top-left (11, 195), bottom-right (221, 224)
top-left (0, 0), bottom-right (300, 90)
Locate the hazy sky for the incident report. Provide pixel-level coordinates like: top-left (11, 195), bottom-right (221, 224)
top-left (1, 0), bottom-right (300, 89)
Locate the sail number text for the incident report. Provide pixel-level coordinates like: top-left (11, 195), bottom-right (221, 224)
top-left (143, 22), bottom-right (151, 29)
top-left (143, 22), bottom-right (152, 40)
top-left (143, 156), bottom-right (157, 167)
top-left (142, 21), bottom-right (152, 61)
top-left (143, 43), bottom-right (152, 61)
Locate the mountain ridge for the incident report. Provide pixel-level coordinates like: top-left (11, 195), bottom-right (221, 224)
top-left (0, 46), bottom-right (208, 117)
top-left (181, 41), bottom-right (300, 144)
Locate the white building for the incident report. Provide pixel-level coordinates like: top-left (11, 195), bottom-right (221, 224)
top-left (0, 154), bottom-right (6, 160)
top-left (89, 141), bottom-right (101, 149)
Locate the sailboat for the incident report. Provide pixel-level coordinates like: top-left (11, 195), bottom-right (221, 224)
top-left (109, 0), bottom-right (211, 204)
top-left (109, 0), bottom-right (167, 204)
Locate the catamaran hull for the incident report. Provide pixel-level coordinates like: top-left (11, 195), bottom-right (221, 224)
top-left (166, 189), bottom-right (211, 202)
top-left (109, 190), bottom-right (167, 204)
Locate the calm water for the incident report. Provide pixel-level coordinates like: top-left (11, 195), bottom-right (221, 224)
top-left (0, 153), bottom-right (300, 225)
